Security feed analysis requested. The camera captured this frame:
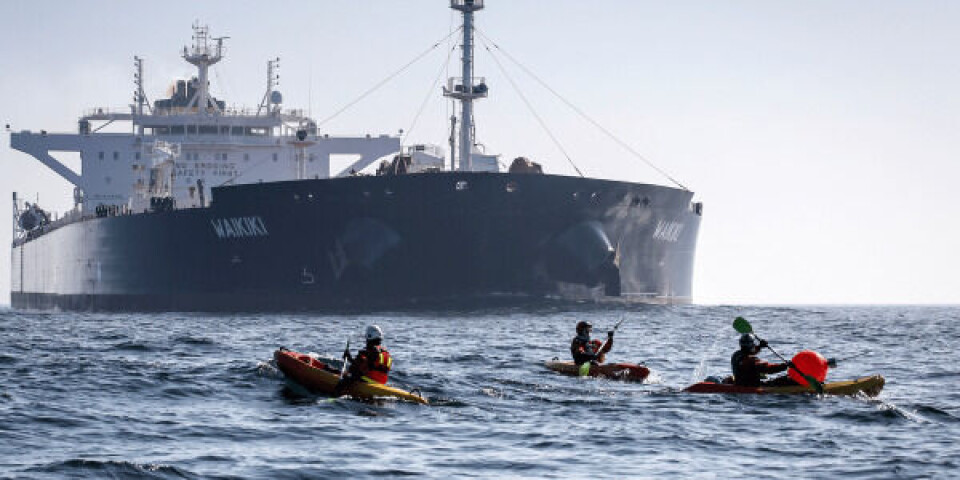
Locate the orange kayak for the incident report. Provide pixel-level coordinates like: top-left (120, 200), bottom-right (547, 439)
top-left (274, 348), bottom-right (428, 405)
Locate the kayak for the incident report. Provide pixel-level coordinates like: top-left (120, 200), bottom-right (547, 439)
top-left (544, 360), bottom-right (650, 382)
top-left (684, 375), bottom-right (885, 397)
top-left (273, 348), bottom-right (428, 405)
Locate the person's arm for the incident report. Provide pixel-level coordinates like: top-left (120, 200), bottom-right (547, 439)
top-left (756, 358), bottom-right (788, 374)
top-left (600, 331), bottom-right (614, 354)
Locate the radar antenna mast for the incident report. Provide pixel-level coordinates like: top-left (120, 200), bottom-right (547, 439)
top-left (182, 23), bottom-right (226, 115)
top-left (444, 0), bottom-right (488, 171)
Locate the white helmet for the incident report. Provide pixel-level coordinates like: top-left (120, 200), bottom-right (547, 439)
top-left (365, 324), bottom-right (384, 341)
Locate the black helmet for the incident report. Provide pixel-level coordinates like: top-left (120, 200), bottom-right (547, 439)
top-left (576, 321), bottom-right (593, 335)
top-left (739, 334), bottom-right (757, 351)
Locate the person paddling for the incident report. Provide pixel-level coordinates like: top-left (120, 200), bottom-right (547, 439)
top-left (571, 321), bottom-right (613, 376)
top-left (731, 334), bottom-right (797, 387)
top-left (335, 325), bottom-right (393, 396)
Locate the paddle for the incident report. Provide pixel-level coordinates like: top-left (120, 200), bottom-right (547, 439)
top-left (733, 316), bottom-right (824, 394)
top-left (594, 316), bottom-right (627, 360)
top-left (339, 339), bottom-right (351, 378)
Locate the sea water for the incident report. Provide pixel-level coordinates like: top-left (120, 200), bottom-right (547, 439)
top-left (1, 304), bottom-right (957, 479)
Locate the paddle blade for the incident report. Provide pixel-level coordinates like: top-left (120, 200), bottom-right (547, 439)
top-left (733, 316), bottom-right (753, 334)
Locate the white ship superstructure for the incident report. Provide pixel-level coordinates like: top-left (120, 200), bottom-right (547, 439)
top-left (11, 25), bottom-right (412, 214)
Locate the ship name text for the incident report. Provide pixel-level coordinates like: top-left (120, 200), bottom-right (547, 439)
top-left (653, 220), bottom-right (684, 243)
top-left (211, 216), bottom-right (269, 239)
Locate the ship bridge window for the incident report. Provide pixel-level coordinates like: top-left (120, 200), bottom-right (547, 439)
top-left (249, 127), bottom-right (269, 136)
top-left (187, 125), bottom-right (197, 135)
top-left (220, 126), bottom-right (229, 135)
top-left (171, 126), bottom-right (185, 135)
top-left (199, 126), bottom-right (217, 135)
top-left (232, 126), bottom-right (243, 136)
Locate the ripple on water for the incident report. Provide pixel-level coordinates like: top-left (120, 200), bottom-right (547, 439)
top-left (25, 459), bottom-right (205, 480)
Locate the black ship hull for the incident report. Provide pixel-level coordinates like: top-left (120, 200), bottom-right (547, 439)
top-left (11, 173), bottom-right (701, 311)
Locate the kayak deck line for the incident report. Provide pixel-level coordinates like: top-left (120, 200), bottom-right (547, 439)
top-left (274, 348), bottom-right (429, 405)
top-left (683, 375), bottom-right (885, 397)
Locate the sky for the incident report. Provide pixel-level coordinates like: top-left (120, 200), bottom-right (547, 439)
top-left (1, 1), bottom-right (959, 305)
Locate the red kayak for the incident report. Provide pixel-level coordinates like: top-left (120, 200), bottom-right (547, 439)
top-left (544, 360), bottom-right (650, 382)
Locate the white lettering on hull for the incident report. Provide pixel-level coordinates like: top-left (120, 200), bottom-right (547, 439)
top-left (211, 216), bottom-right (269, 239)
top-left (653, 220), bottom-right (684, 243)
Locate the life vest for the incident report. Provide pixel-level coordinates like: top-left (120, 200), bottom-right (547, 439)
top-left (361, 346), bottom-right (392, 384)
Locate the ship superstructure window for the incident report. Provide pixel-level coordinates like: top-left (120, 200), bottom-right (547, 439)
top-left (272, 153), bottom-right (278, 162)
top-left (244, 153), bottom-right (249, 162)
top-left (98, 152), bottom-right (104, 160)
top-left (113, 152), bottom-right (119, 160)
top-left (199, 126), bottom-right (217, 135)
top-left (220, 153), bottom-right (227, 161)
top-left (135, 152), bottom-right (141, 160)
top-left (232, 126), bottom-right (243, 136)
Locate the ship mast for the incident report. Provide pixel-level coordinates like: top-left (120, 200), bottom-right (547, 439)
top-left (445, 0), bottom-right (487, 171)
top-left (182, 24), bottom-right (226, 115)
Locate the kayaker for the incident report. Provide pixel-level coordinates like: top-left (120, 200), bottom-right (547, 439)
top-left (571, 321), bottom-right (613, 375)
top-left (731, 334), bottom-right (797, 387)
top-left (335, 325), bottom-right (393, 395)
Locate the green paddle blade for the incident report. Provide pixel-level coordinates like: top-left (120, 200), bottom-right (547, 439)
top-left (733, 316), bottom-right (753, 334)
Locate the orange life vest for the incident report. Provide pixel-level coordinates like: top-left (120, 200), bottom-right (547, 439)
top-left (361, 346), bottom-right (392, 384)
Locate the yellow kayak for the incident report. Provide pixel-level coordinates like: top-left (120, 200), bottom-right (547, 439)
top-left (684, 375), bottom-right (885, 396)
top-left (274, 348), bottom-right (428, 405)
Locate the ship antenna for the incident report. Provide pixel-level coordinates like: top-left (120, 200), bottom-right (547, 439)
top-left (182, 23), bottom-right (225, 115)
top-left (444, 0), bottom-right (487, 171)
top-left (258, 58), bottom-right (280, 116)
top-left (133, 56), bottom-right (151, 116)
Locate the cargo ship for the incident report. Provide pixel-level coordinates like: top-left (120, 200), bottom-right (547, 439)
top-left (8, 1), bottom-right (702, 311)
